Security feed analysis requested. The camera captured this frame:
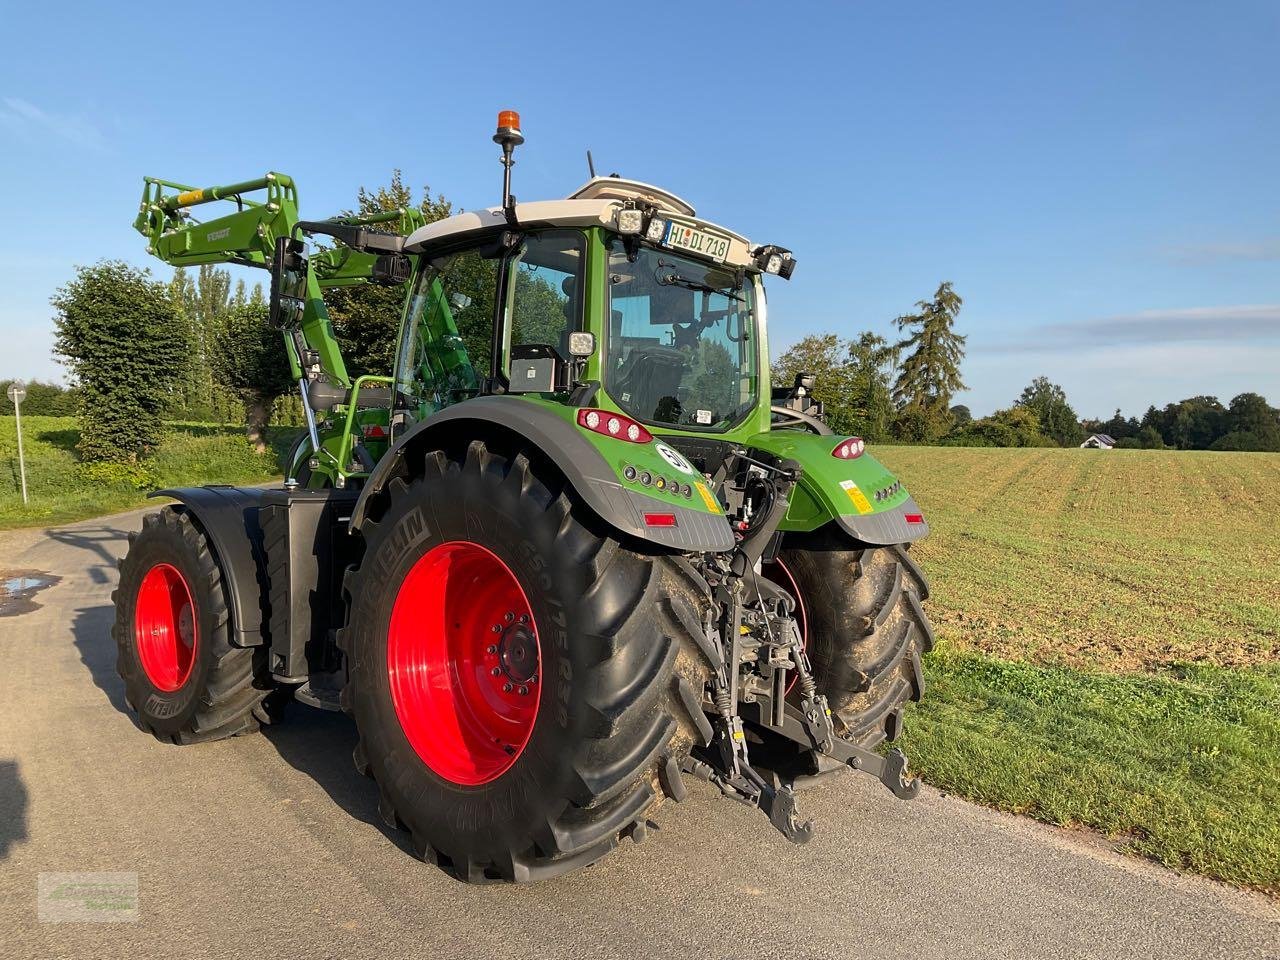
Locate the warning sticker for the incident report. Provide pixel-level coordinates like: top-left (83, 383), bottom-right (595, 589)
top-left (839, 479), bottom-right (873, 514)
top-left (695, 482), bottom-right (721, 514)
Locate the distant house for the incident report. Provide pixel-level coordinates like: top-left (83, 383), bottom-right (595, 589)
top-left (1080, 434), bottom-right (1117, 450)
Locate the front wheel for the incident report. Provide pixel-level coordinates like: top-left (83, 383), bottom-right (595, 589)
top-left (339, 440), bottom-right (716, 882)
top-left (112, 508), bottom-right (279, 743)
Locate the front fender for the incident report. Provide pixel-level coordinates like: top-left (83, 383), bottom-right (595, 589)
top-left (745, 431), bottom-right (929, 545)
top-left (148, 486), bottom-right (271, 647)
top-left (352, 396), bottom-right (735, 552)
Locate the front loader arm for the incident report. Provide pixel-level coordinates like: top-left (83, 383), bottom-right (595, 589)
top-left (134, 173), bottom-right (425, 391)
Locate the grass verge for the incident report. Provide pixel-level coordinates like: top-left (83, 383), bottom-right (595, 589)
top-left (0, 415), bottom-right (296, 530)
top-left (898, 646), bottom-right (1280, 892)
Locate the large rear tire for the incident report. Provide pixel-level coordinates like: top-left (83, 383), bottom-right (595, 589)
top-left (772, 526), bottom-right (934, 747)
top-left (339, 440), bottom-right (715, 882)
top-left (112, 508), bottom-right (279, 743)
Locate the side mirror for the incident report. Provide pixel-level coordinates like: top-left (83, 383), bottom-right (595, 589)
top-left (567, 331), bottom-right (596, 358)
top-left (370, 254), bottom-right (412, 287)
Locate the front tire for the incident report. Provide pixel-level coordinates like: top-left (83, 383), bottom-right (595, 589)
top-left (339, 441), bottom-right (715, 882)
top-left (112, 508), bottom-right (279, 743)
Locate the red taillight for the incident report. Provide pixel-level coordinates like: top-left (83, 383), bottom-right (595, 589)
top-left (644, 513), bottom-right (678, 528)
top-left (905, 513), bottom-right (924, 524)
top-left (576, 408), bottom-right (653, 443)
top-left (832, 438), bottom-right (865, 459)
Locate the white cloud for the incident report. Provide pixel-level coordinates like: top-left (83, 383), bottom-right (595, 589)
top-left (989, 304), bottom-right (1280, 353)
top-left (962, 341), bottom-right (1280, 416)
top-left (1163, 239), bottom-right (1280, 264)
top-left (0, 97), bottom-right (108, 153)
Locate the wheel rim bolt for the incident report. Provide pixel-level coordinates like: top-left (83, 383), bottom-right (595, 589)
top-left (517, 685), bottom-right (528, 696)
top-left (502, 682), bottom-right (513, 693)
top-left (505, 611), bottom-right (515, 622)
top-left (491, 667), bottom-right (501, 677)
top-left (519, 614), bottom-right (529, 624)
top-left (487, 644), bottom-right (498, 654)
top-left (491, 624), bottom-right (502, 633)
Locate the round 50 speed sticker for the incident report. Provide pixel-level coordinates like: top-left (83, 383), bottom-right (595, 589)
top-left (654, 442), bottom-right (695, 475)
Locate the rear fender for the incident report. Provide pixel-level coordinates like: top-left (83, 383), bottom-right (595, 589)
top-left (351, 396), bottom-right (734, 552)
top-left (744, 431), bottom-right (929, 545)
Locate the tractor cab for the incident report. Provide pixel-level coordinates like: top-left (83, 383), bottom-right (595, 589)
top-left (389, 171), bottom-right (795, 448)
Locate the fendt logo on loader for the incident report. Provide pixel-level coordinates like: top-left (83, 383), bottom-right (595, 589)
top-left (114, 109), bottom-right (932, 883)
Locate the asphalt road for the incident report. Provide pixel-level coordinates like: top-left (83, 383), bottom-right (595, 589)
top-left (2, 507), bottom-right (1277, 960)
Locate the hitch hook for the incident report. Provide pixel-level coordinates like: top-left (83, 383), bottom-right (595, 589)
top-left (760, 782), bottom-right (815, 844)
top-left (848, 746), bottom-right (921, 800)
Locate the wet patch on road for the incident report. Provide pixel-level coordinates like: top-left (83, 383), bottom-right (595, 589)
top-left (0, 570), bottom-right (62, 617)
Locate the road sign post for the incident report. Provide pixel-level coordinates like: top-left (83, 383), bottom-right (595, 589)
top-left (6, 381), bottom-right (28, 505)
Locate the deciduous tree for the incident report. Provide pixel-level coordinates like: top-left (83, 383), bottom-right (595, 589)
top-left (212, 293), bottom-right (293, 453)
top-left (771, 333), bottom-right (859, 433)
top-left (1016, 376), bottom-right (1083, 446)
top-left (52, 260), bottom-right (188, 462)
top-left (325, 171), bottom-right (454, 376)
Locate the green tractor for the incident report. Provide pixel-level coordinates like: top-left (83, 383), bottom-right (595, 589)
top-left (115, 111), bottom-right (933, 882)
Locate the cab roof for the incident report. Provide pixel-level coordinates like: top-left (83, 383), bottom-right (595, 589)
top-left (403, 179), bottom-right (754, 268)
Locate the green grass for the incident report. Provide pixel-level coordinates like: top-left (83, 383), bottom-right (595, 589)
top-left (0, 415), bottom-right (297, 530)
top-left (873, 446), bottom-right (1280, 893)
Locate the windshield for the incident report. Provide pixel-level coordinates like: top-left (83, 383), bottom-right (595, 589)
top-left (604, 240), bottom-right (758, 430)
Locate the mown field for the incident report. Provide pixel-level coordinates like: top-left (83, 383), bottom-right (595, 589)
top-left (0, 415), bottom-right (294, 529)
top-left (876, 446), bottom-right (1280, 894)
top-left (3, 420), bottom-right (1277, 891)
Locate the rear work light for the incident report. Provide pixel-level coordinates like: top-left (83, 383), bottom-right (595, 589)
top-left (576, 408), bottom-right (653, 443)
top-left (832, 437), bottom-right (865, 459)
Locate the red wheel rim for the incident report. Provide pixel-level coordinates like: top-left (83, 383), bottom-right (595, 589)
top-left (765, 557), bottom-right (807, 695)
top-left (387, 541), bottom-right (541, 786)
top-left (134, 562), bottom-right (198, 691)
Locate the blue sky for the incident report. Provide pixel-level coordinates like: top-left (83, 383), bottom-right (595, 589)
top-left (1, 0), bottom-right (1276, 417)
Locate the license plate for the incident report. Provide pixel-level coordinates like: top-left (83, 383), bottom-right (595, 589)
top-left (663, 222), bottom-right (731, 262)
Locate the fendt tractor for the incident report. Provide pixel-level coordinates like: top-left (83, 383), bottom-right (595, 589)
top-left (114, 112), bottom-right (934, 882)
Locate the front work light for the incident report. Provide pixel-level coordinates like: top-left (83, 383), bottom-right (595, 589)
top-left (617, 208), bottom-right (644, 234)
top-left (753, 244), bottom-right (797, 279)
top-left (567, 331), bottom-right (596, 357)
top-left (645, 217), bottom-right (667, 242)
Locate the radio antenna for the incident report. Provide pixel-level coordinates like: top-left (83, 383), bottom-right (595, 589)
top-left (586, 150), bottom-right (596, 178)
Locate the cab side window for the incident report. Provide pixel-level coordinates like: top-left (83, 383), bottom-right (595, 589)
top-left (508, 231), bottom-right (585, 360)
top-left (395, 246), bottom-right (501, 412)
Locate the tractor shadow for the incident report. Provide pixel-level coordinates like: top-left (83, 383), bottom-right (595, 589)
top-left (71, 604), bottom-right (131, 716)
top-left (70, 596), bottom-right (400, 852)
top-left (50, 518), bottom-right (402, 848)
top-left (263, 706), bottom-right (412, 853)
top-left (45, 524), bottom-right (131, 587)
top-left (0, 760), bottom-right (29, 860)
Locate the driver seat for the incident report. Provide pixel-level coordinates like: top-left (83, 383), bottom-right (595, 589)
top-left (613, 346), bottom-right (687, 421)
